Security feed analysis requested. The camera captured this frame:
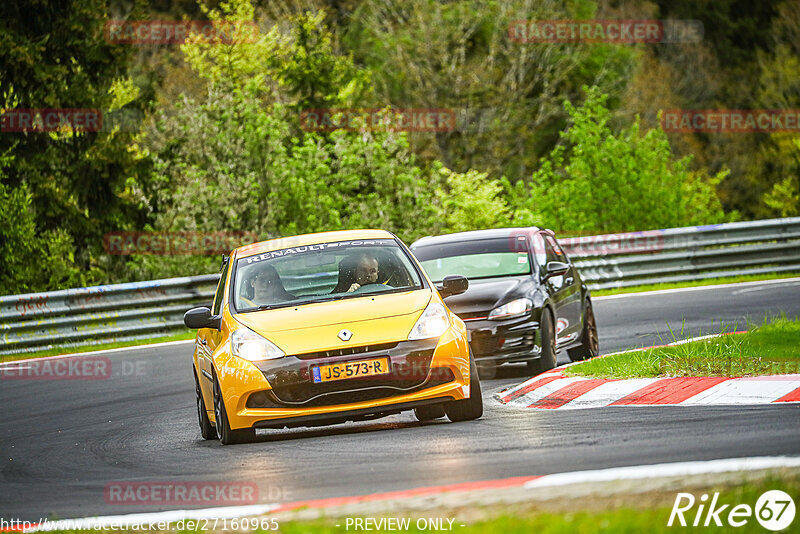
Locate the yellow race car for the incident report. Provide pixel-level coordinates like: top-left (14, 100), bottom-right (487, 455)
top-left (184, 229), bottom-right (482, 444)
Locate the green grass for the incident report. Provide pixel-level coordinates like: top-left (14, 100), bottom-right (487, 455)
top-left (592, 272), bottom-right (800, 297)
top-left (566, 316), bottom-right (800, 379)
top-left (0, 330), bottom-right (195, 363)
top-left (34, 475), bottom-right (800, 533)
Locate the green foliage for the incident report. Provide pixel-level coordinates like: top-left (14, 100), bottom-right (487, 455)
top-left (343, 0), bottom-right (635, 179)
top-left (518, 87), bottom-right (728, 233)
top-left (434, 164), bottom-right (512, 233)
top-left (0, 155), bottom-right (82, 293)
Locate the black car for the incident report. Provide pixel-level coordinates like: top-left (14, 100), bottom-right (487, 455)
top-left (411, 228), bottom-right (599, 374)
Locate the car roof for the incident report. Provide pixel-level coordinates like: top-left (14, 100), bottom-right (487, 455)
top-left (411, 227), bottom-right (543, 248)
top-left (233, 229), bottom-right (396, 259)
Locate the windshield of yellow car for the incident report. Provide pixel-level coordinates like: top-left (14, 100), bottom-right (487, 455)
top-left (231, 238), bottom-right (425, 312)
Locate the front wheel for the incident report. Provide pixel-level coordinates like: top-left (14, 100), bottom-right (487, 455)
top-left (568, 300), bottom-right (599, 362)
top-left (212, 371), bottom-right (256, 445)
top-left (194, 368), bottom-right (217, 440)
top-left (445, 351), bottom-right (483, 422)
top-left (414, 404), bottom-right (446, 422)
top-left (527, 309), bottom-right (557, 375)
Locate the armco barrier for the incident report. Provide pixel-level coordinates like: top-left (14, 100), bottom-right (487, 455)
top-left (1, 218), bottom-right (799, 355)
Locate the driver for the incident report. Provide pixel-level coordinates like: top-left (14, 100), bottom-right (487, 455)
top-left (346, 253), bottom-right (379, 293)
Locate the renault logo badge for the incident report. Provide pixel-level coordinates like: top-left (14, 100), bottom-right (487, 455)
top-left (338, 329), bottom-right (353, 341)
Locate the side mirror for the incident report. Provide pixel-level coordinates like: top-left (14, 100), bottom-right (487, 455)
top-left (438, 275), bottom-right (469, 298)
top-left (184, 307), bottom-right (221, 330)
top-left (543, 261), bottom-right (569, 280)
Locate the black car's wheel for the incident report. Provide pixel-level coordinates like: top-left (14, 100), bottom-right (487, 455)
top-left (194, 368), bottom-right (217, 440)
top-left (568, 300), bottom-right (599, 362)
top-left (445, 351), bottom-right (483, 422)
top-left (527, 309), bottom-right (557, 375)
top-left (212, 371), bottom-right (256, 445)
top-left (414, 404), bottom-right (446, 422)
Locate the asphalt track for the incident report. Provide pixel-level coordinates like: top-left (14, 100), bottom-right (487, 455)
top-left (2, 279), bottom-right (799, 521)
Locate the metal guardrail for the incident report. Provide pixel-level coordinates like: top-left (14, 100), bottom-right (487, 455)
top-left (561, 217), bottom-right (800, 290)
top-left (1, 217), bottom-right (799, 356)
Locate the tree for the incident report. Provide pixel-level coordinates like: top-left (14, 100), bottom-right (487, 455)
top-left (518, 87), bottom-right (728, 234)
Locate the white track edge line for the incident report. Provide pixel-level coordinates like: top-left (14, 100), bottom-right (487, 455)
top-left (0, 339), bottom-right (195, 366)
top-left (524, 456), bottom-right (800, 489)
top-left (593, 276), bottom-right (800, 301)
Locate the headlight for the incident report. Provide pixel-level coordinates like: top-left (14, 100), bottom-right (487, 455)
top-left (231, 328), bottom-right (285, 361)
top-left (408, 302), bottom-right (450, 340)
top-left (488, 298), bottom-right (532, 320)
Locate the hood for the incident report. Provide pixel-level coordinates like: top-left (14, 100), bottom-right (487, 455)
top-left (443, 275), bottom-right (532, 316)
top-left (233, 289), bottom-right (432, 354)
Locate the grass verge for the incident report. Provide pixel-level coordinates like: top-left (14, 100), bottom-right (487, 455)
top-left (565, 316), bottom-right (800, 379)
top-left (0, 330), bottom-right (195, 363)
top-left (592, 272), bottom-right (800, 297)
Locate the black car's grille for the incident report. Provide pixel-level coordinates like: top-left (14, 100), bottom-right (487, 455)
top-left (470, 331), bottom-right (499, 355)
top-left (458, 311), bottom-right (490, 321)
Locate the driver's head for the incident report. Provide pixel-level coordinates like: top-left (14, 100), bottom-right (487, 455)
top-left (354, 253), bottom-right (379, 286)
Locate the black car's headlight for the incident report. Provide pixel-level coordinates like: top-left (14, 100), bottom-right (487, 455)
top-left (488, 297), bottom-right (532, 320)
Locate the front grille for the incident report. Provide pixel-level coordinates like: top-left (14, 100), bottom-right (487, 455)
top-left (277, 367), bottom-right (456, 408)
top-left (470, 332), bottom-right (498, 355)
top-left (458, 311), bottom-right (490, 321)
top-left (294, 342), bottom-right (399, 360)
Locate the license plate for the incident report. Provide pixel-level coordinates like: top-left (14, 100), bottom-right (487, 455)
top-left (312, 357), bottom-right (390, 383)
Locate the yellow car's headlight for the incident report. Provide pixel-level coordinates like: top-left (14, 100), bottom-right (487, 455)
top-left (408, 302), bottom-right (450, 340)
top-left (231, 328), bottom-right (285, 361)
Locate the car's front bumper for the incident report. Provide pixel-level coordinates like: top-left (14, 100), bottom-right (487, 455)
top-left (463, 314), bottom-right (542, 365)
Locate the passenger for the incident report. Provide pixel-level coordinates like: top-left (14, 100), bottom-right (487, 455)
top-left (241, 264), bottom-right (294, 307)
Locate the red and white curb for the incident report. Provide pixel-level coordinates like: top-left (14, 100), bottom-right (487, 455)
top-left (5, 456), bottom-right (800, 532)
top-left (497, 332), bottom-right (800, 409)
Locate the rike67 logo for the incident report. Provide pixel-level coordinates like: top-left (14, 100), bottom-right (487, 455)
top-left (668, 490), bottom-right (795, 531)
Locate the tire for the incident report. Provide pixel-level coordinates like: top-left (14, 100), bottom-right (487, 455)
top-left (568, 300), bottom-right (599, 362)
top-left (194, 368), bottom-right (217, 440)
top-left (527, 309), bottom-right (557, 375)
top-left (414, 404), bottom-right (446, 422)
top-left (444, 351), bottom-right (483, 422)
top-left (212, 371), bottom-right (256, 445)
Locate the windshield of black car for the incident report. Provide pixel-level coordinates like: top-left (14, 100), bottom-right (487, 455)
top-left (413, 237), bottom-right (533, 282)
top-left (232, 239), bottom-right (424, 312)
